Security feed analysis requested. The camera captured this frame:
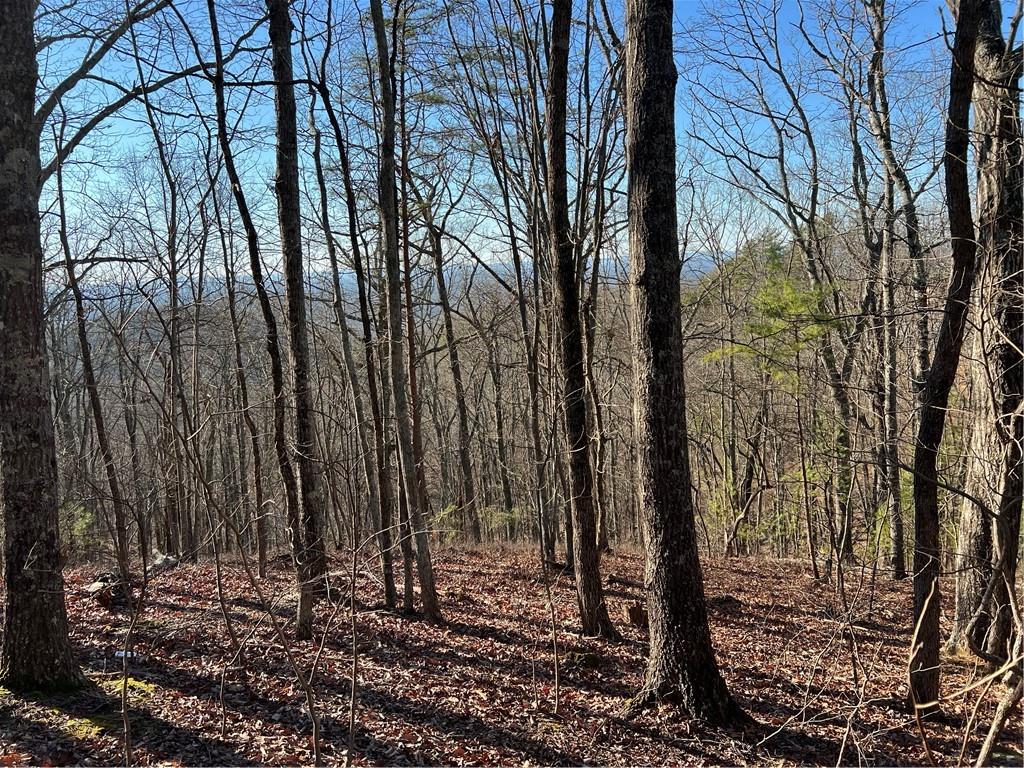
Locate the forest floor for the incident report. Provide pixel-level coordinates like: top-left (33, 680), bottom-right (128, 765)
top-left (0, 547), bottom-right (1020, 766)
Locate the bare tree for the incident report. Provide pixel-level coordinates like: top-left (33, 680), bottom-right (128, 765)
top-left (547, 0), bottom-right (615, 638)
top-left (0, 0), bottom-right (84, 691)
top-left (369, 0), bottom-right (441, 621)
top-left (55, 154), bottom-right (132, 597)
top-left (267, 0), bottom-right (329, 637)
top-left (910, 0), bottom-right (983, 712)
top-left (625, 0), bottom-right (743, 724)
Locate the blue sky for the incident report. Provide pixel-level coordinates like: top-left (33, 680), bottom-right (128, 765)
top-left (38, 0), bottom-right (982, 289)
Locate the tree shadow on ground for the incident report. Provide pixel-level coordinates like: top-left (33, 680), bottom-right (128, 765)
top-left (73, 643), bottom-right (583, 765)
top-left (0, 685), bottom-right (251, 766)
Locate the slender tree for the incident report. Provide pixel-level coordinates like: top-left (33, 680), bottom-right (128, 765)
top-left (267, 0), bottom-right (328, 636)
top-left (546, 0), bottom-right (615, 639)
top-left (910, 0), bottom-right (982, 712)
top-left (369, 0), bottom-right (441, 621)
top-left (55, 159), bottom-right (132, 596)
top-left (205, 0), bottom-right (311, 627)
top-left (424, 213), bottom-right (482, 543)
top-left (305, 0), bottom-right (397, 607)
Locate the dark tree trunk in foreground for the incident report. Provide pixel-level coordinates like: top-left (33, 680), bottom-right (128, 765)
top-left (0, 0), bottom-right (84, 690)
top-left (546, 0), bottom-right (615, 639)
top-left (911, 0), bottom-right (981, 712)
top-left (949, 0), bottom-right (1023, 663)
top-left (624, 0), bottom-right (742, 724)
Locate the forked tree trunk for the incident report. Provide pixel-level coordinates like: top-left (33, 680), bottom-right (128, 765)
top-left (624, 0), bottom-right (742, 724)
top-left (546, 0), bottom-right (615, 639)
top-left (0, 0), bottom-right (84, 690)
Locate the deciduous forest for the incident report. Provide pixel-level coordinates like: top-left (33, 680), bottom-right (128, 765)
top-left (0, 0), bottom-right (1021, 764)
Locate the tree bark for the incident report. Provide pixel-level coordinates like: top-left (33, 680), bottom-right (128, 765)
top-left (949, 0), bottom-right (1023, 662)
top-left (910, 0), bottom-right (982, 712)
top-left (625, 0), bottom-right (742, 723)
top-left (0, 0), bottom-right (84, 690)
top-left (546, 0), bottom-right (615, 639)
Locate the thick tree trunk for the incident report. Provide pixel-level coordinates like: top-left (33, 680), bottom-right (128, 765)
top-left (0, 0), bottom-right (84, 690)
top-left (546, 0), bottom-right (615, 639)
top-left (949, 366), bottom-right (997, 654)
top-left (949, 0), bottom-right (1023, 662)
top-left (910, 0), bottom-right (982, 712)
top-left (625, 0), bottom-right (742, 724)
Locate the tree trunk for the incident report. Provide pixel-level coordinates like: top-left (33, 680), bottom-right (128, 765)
top-left (624, 0), bottom-right (742, 723)
top-left (310, 94), bottom-right (397, 602)
top-left (56, 165), bottom-right (132, 595)
top-left (268, 0), bottom-right (329, 634)
top-left (213, 188), bottom-right (268, 578)
top-left (207, 0), bottom-right (308, 632)
top-left (312, 63), bottom-right (398, 608)
top-left (546, 0), bottom-right (615, 639)
top-left (879, 176), bottom-right (906, 580)
top-left (949, 0), bottom-right (1023, 662)
top-left (487, 348), bottom-right (516, 516)
top-left (369, 0), bottom-right (441, 621)
top-left (864, 0), bottom-right (930, 402)
top-left (428, 224), bottom-right (482, 543)
top-left (0, 0), bottom-right (84, 690)
top-left (910, 0), bottom-right (982, 712)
